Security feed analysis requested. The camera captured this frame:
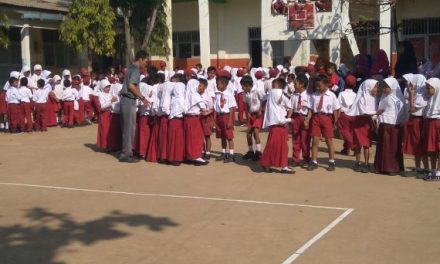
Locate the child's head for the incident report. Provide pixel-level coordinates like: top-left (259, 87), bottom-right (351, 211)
top-left (64, 79), bottom-right (71, 88)
top-left (207, 66), bottom-right (216, 79)
top-left (37, 79), bottom-right (45, 89)
top-left (197, 79), bottom-right (208, 94)
top-left (157, 72), bottom-right (165, 84)
top-left (326, 62), bottom-right (337, 75)
top-left (315, 74), bottom-right (329, 93)
top-left (345, 74), bottom-right (357, 90)
top-left (287, 73), bottom-right (296, 83)
top-left (381, 81), bottom-right (392, 95)
top-left (195, 63), bottom-right (203, 72)
top-left (216, 76), bottom-right (229, 91)
top-left (294, 74), bottom-right (308, 92)
top-left (272, 78), bottom-right (286, 90)
top-left (8, 77), bottom-right (18, 88)
top-left (370, 82), bottom-right (379, 96)
top-left (240, 75), bottom-right (254, 93)
top-left (20, 77), bottom-right (28, 87)
top-left (426, 82), bottom-right (436, 96)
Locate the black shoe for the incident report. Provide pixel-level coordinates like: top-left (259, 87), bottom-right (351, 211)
top-left (327, 162), bottom-right (336, 171)
top-left (203, 153), bottom-right (211, 160)
top-left (194, 160), bottom-right (208, 166)
top-left (216, 153), bottom-right (225, 161)
top-left (353, 162), bottom-right (363, 172)
top-left (361, 164), bottom-right (370, 173)
top-left (300, 160), bottom-right (309, 168)
top-left (307, 162), bottom-right (318, 171)
top-left (281, 168), bottom-right (295, 174)
top-left (243, 151), bottom-right (255, 160)
top-left (224, 154), bottom-right (235, 163)
top-left (340, 149), bottom-right (349, 155)
top-left (119, 156), bottom-right (140, 163)
top-left (261, 166), bottom-right (273, 173)
top-left (253, 151), bottom-right (262, 161)
top-left (170, 161), bottom-right (181, 166)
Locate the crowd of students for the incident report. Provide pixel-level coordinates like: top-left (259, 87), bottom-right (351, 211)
top-left (1, 55), bottom-right (439, 180)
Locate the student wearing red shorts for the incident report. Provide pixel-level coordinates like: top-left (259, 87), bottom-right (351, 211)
top-left (307, 74), bottom-right (341, 171)
top-left (241, 75), bottom-right (266, 161)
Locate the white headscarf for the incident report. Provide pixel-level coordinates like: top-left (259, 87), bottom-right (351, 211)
top-left (382, 77), bottom-right (408, 124)
top-left (169, 82), bottom-right (186, 119)
top-left (3, 71), bottom-right (20, 91)
top-left (21, 65), bottom-right (31, 74)
top-left (425, 78), bottom-right (440, 118)
top-left (62, 69), bottom-right (72, 81)
top-left (346, 79), bottom-right (378, 116)
top-left (262, 88), bottom-right (290, 129)
top-left (42, 70), bottom-right (52, 80)
top-left (185, 79), bottom-right (204, 112)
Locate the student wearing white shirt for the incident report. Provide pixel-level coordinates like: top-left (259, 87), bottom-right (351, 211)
top-left (97, 80), bottom-right (117, 150)
top-left (423, 78), bottom-right (440, 180)
top-left (401, 74), bottom-right (429, 177)
top-left (32, 79), bottom-right (50, 131)
top-left (374, 77), bottom-right (406, 176)
top-left (71, 76), bottom-right (85, 126)
top-left (290, 74), bottom-right (311, 168)
top-left (18, 78), bottom-right (33, 132)
top-left (214, 76), bottom-right (237, 163)
top-left (183, 78), bottom-right (209, 165)
top-left (167, 81), bottom-right (186, 166)
top-left (156, 78), bottom-right (174, 163)
top-left (336, 75), bottom-right (357, 155)
top-left (307, 74), bottom-right (341, 171)
top-left (346, 79), bottom-right (379, 173)
top-left (107, 76), bottom-right (124, 153)
top-left (241, 76), bottom-right (266, 161)
top-left (61, 79), bottom-right (78, 128)
top-left (200, 76), bottom-right (215, 160)
top-left (235, 69), bottom-right (246, 126)
top-left (134, 79), bottom-right (155, 159)
top-left (5, 76), bottom-right (20, 133)
top-left (82, 77), bottom-right (94, 123)
top-left (259, 78), bottom-right (293, 173)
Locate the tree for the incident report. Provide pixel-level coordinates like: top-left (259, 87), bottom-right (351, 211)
top-left (111, 0), bottom-right (170, 64)
top-left (0, 12), bottom-right (9, 49)
top-left (60, 0), bottom-right (116, 65)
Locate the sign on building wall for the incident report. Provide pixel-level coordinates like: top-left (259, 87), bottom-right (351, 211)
top-left (288, 2), bottom-right (315, 30)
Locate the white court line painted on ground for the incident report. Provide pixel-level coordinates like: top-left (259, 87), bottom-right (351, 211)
top-left (0, 182), bottom-right (354, 264)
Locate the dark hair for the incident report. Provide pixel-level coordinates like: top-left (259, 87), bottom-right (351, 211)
top-left (207, 66), bottom-right (216, 73)
top-left (157, 72), bottom-right (165, 83)
top-left (326, 62), bottom-right (337, 71)
top-left (37, 79), bottom-right (45, 88)
top-left (20, 77), bottom-right (28, 87)
top-left (295, 73), bottom-right (309, 87)
top-left (135, 50), bottom-right (148, 61)
top-left (287, 73), bottom-right (296, 80)
top-left (64, 79), bottom-right (71, 87)
top-left (72, 75), bottom-right (81, 81)
top-left (195, 63), bottom-right (202, 68)
top-left (240, 75), bottom-right (254, 86)
top-left (8, 77), bottom-right (18, 85)
top-left (198, 78), bottom-right (208, 87)
top-left (272, 78), bottom-right (287, 89)
top-left (315, 74), bottom-right (329, 84)
top-left (216, 76), bottom-right (229, 85)
top-left (172, 73), bottom-right (185, 83)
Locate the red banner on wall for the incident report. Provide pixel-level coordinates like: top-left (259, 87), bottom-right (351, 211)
top-left (288, 2), bottom-right (315, 30)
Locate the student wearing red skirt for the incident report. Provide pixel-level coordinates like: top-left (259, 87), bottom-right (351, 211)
top-left (307, 74), bottom-right (341, 171)
top-left (423, 78), bottom-right (440, 181)
top-left (134, 79), bottom-right (155, 159)
top-left (157, 80), bottom-right (174, 163)
top-left (184, 78), bottom-right (209, 165)
top-left (260, 78), bottom-right (293, 173)
top-left (0, 81), bottom-right (8, 130)
top-left (402, 74), bottom-right (429, 177)
top-left (18, 78), bottom-right (33, 132)
top-left (97, 80), bottom-right (116, 150)
top-left (167, 82), bottom-right (186, 166)
top-left (241, 75), bottom-right (266, 161)
top-left (345, 79), bottom-right (379, 173)
top-left (5, 76), bottom-right (20, 133)
top-left (374, 77), bottom-right (406, 176)
top-left (337, 75), bottom-right (357, 155)
top-left (290, 74), bottom-right (311, 168)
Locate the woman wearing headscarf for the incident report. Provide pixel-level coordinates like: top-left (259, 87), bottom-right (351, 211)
top-left (395, 41), bottom-right (418, 78)
top-left (423, 78), bottom-right (440, 181)
top-left (369, 49), bottom-right (390, 79)
top-left (374, 77), bottom-right (407, 175)
top-left (166, 81), bottom-right (186, 166)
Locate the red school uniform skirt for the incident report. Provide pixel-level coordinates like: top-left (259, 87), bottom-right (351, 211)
top-left (107, 113), bottom-right (122, 152)
top-left (167, 118), bottom-right (185, 162)
top-left (134, 115), bottom-right (151, 157)
top-left (146, 116), bottom-right (159, 163)
top-left (353, 115), bottom-right (373, 148)
top-left (0, 91), bottom-right (7, 114)
top-left (424, 118), bottom-right (440, 152)
top-left (184, 115), bottom-right (204, 160)
top-left (157, 115), bottom-right (169, 161)
top-left (97, 110), bottom-right (111, 149)
top-left (260, 125), bottom-right (289, 168)
top-left (402, 115), bottom-right (424, 156)
top-left (46, 95), bottom-right (59, 127)
top-left (374, 123), bottom-right (404, 174)
top-left (336, 112), bottom-right (354, 150)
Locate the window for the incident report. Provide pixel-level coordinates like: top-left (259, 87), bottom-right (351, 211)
top-left (42, 29), bottom-right (77, 67)
top-left (271, 41), bottom-right (284, 66)
top-left (402, 17), bottom-right (440, 35)
top-left (173, 31), bottom-right (200, 58)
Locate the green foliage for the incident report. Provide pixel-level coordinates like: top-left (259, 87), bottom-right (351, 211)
top-left (146, 3), bottom-right (170, 57)
top-left (60, 0), bottom-right (116, 57)
top-left (0, 12), bottom-right (9, 49)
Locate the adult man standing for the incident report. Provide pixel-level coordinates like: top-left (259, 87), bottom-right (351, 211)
top-left (119, 50), bottom-right (149, 162)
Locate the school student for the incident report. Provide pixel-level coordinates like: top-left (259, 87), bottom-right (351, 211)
top-left (234, 68), bottom-right (246, 126)
top-left (326, 62), bottom-right (340, 94)
top-left (5, 76), bottom-right (20, 133)
top-left (337, 74), bottom-right (357, 155)
top-left (374, 77), bottom-right (406, 176)
top-left (82, 77), bottom-right (94, 123)
top-left (423, 78), bottom-right (440, 181)
top-left (214, 75), bottom-right (237, 163)
top-left (307, 74), bottom-right (341, 171)
top-left (61, 79), bottom-right (78, 128)
top-left (134, 78), bottom-right (155, 158)
top-left (402, 74), bottom-right (429, 177)
top-left (97, 80), bottom-right (116, 150)
top-left (259, 78), bottom-right (293, 173)
top-left (184, 78), bottom-right (209, 165)
top-left (72, 76), bottom-right (85, 126)
top-left (157, 77), bottom-right (174, 163)
top-left (241, 75), bottom-right (266, 161)
top-left (18, 78), bottom-right (33, 132)
top-left (290, 74), bottom-right (311, 168)
top-left (200, 77), bottom-right (215, 160)
top-left (32, 79), bottom-right (50, 132)
top-left (167, 82), bottom-right (186, 166)
top-left (346, 79), bottom-right (379, 173)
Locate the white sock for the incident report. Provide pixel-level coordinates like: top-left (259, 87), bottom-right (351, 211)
top-left (229, 149), bottom-right (234, 155)
top-left (312, 160), bottom-right (318, 164)
top-left (195, 158), bottom-right (206, 162)
top-left (282, 166), bottom-right (292, 171)
top-left (222, 149), bottom-right (226, 154)
top-left (0, 123), bottom-right (4, 129)
top-left (329, 159), bottom-right (335, 163)
top-left (5, 122), bottom-right (8, 129)
top-left (436, 171), bottom-right (440, 177)
top-left (248, 145), bottom-right (253, 152)
top-left (256, 144), bottom-right (261, 151)
top-left (205, 151), bottom-right (211, 155)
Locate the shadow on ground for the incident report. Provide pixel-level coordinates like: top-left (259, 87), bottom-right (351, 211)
top-left (0, 207), bottom-right (179, 264)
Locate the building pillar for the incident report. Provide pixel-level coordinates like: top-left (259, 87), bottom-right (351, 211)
top-left (341, 0), bottom-right (359, 56)
top-left (379, 0), bottom-right (392, 62)
top-left (21, 24), bottom-right (31, 67)
top-left (329, 38), bottom-right (341, 65)
top-left (166, 0), bottom-right (174, 70)
top-left (198, 0), bottom-right (211, 68)
top-left (262, 40), bottom-right (273, 68)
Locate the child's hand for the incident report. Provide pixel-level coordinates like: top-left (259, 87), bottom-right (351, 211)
top-left (304, 120), bottom-right (309, 129)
